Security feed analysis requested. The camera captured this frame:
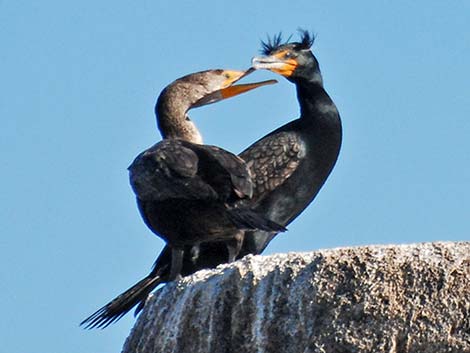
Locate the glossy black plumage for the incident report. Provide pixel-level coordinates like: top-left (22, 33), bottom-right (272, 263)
top-left (82, 30), bottom-right (342, 328)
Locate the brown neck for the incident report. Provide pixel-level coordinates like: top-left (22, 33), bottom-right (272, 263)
top-left (155, 82), bottom-right (203, 144)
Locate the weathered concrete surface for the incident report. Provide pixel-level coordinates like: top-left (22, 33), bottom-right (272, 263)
top-left (122, 242), bottom-right (470, 353)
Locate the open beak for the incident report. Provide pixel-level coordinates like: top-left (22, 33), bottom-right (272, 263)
top-left (251, 53), bottom-right (298, 77)
top-left (192, 68), bottom-right (277, 108)
top-left (219, 78), bottom-right (277, 99)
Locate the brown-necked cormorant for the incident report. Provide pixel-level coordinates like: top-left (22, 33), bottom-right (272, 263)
top-left (81, 30), bottom-right (342, 328)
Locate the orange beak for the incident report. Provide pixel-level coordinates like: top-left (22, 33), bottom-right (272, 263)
top-left (251, 51), bottom-right (298, 77)
top-left (220, 79), bottom-right (277, 99)
top-left (192, 68), bottom-right (277, 108)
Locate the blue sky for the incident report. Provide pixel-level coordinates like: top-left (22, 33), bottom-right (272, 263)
top-left (1, 1), bottom-right (469, 352)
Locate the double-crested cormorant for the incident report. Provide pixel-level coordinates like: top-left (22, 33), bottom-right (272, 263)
top-left (81, 30), bottom-right (342, 329)
top-left (130, 70), bottom-right (285, 279)
top-left (240, 30), bottom-right (342, 254)
top-left (81, 69), bottom-right (284, 328)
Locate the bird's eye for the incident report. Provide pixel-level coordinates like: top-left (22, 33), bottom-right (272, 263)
top-left (284, 52), bottom-right (292, 59)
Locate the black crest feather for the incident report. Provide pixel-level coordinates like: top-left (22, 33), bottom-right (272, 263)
top-left (261, 32), bottom-right (283, 55)
top-left (260, 29), bottom-right (315, 55)
top-left (297, 29), bottom-right (315, 50)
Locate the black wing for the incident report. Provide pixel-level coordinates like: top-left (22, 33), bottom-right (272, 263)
top-left (235, 129), bottom-right (306, 255)
top-left (128, 140), bottom-right (218, 202)
top-left (240, 130), bottom-right (304, 204)
top-left (191, 143), bottom-right (253, 200)
top-left (129, 139), bottom-right (254, 204)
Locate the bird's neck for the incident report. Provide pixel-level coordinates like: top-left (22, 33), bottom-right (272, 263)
top-left (155, 89), bottom-right (203, 144)
top-left (295, 76), bottom-right (339, 124)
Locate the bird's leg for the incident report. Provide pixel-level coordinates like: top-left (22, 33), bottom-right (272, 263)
top-left (190, 244), bottom-right (200, 264)
top-left (226, 231), bottom-right (244, 263)
top-left (169, 247), bottom-right (184, 281)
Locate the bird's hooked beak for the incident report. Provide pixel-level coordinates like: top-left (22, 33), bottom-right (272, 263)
top-left (192, 68), bottom-right (277, 108)
top-left (251, 51), bottom-right (298, 77)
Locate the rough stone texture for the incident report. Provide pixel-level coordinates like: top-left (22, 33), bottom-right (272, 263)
top-left (122, 242), bottom-right (470, 353)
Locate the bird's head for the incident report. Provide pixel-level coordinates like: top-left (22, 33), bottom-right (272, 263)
top-left (251, 30), bottom-right (321, 84)
top-left (155, 69), bottom-right (276, 143)
top-left (190, 69), bottom-right (278, 108)
top-left (158, 69), bottom-right (277, 112)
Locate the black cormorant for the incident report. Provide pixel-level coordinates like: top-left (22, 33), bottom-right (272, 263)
top-left (241, 30), bottom-right (342, 254)
top-left (81, 30), bottom-right (342, 328)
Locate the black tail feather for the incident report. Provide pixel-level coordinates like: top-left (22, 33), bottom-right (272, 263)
top-left (81, 212), bottom-right (285, 329)
top-left (80, 274), bottom-right (162, 329)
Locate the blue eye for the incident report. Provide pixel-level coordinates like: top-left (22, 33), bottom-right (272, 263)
top-left (284, 52), bottom-right (292, 59)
